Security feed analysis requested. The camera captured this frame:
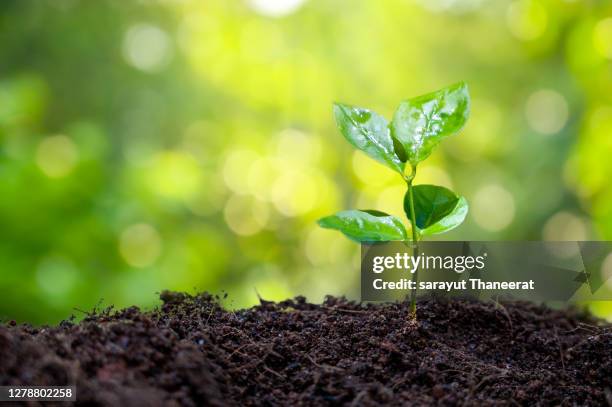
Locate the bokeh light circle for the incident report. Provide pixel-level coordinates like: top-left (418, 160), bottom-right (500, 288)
top-left (542, 211), bottom-right (588, 241)
top-left (472, 184), bottom-right (516, 231)
top-left (36, 256), bottom-right (78, 296)
top-left (593, 18), bottom-right (612, 60)
top-left (119, 223), bottom-right (163, 268)
top-left (525, 89), bottom-right (569, 135)
top-left (246, 0), bottom-right (307, 17)
top-left (506, 0), bottom-right (548, 41)
top-left (122, 23), bottom-right (173, 72)
top-left (36, 135), bottom-right (78, 178)
top-left (223, 194), bottom-right (270, 235)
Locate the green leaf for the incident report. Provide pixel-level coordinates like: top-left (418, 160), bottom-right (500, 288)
top-left (333, 103), bottom-right (405, 174)
top-left (404, 184), bottom-right (468, 236)
top-left (391, 81), bottom-right (470, 165)
top-left (318, 209), bottom-right (407, 242)
top-left (391, 134), bottom-right (408, 163)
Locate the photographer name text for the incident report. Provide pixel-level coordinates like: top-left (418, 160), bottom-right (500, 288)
top-left (372, 278), bottom-right (535, 291)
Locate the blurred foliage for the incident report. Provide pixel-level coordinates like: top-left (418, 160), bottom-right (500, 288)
top-left (1, 0), bottom-right (611, 324)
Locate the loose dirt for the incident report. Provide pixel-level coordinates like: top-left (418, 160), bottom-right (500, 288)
top-left (1, 292), bottom-right (611, 406)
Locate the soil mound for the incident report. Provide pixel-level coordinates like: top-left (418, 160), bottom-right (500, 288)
top-left (1, 292), bottom-right (611, 406)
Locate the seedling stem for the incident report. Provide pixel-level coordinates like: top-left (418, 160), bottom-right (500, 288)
top-left (405, 164), bottom-right (420, 316)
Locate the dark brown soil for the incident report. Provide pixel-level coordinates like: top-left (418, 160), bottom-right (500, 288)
top-left (1, 292), bottom-right (611, 406)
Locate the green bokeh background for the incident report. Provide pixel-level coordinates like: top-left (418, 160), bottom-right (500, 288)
top-left (1, 0), bottom-right (612, 324)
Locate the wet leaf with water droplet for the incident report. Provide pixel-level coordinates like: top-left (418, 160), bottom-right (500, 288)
top-left (318, 209), bottom-right (407, 242)
top-left (391, 82), bottom-right (470, 165)
top-left (333, 103), bottom-right (405, 174)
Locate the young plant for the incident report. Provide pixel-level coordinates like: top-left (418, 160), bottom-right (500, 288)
top-left (318, 82), bottom-right (470, 314)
